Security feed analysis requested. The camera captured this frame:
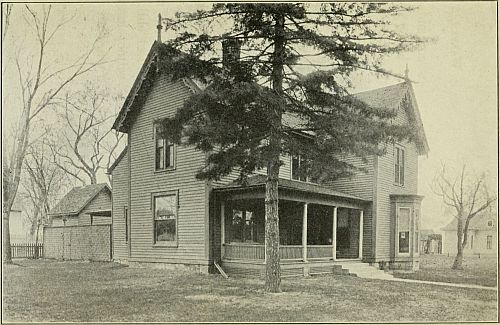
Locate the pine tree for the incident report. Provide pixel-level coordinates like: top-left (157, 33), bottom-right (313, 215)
top-left (158, 3), bottom-right (423, 292)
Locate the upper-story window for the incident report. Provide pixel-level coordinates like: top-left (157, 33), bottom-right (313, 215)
top-left (394, 146), bottom-right (405, 186)
top-left (487, 220), bottom-right (493, 227)
top-left (154, 123), bottom-right (175, 171)
top-left (291, 155), bottom-right (308, 182)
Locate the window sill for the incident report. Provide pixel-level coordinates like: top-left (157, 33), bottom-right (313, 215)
top-left (154, 167), bottom-right (176, 174)
top-left (152, 242), bottom-right (178, 248)
top-left (394, 183), bottom-right (405, 187)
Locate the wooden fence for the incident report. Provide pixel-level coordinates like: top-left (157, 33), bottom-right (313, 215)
top-left (43, 225), bottom-right (111, 261)
top-left (11, 243), bottom-right (43, 259)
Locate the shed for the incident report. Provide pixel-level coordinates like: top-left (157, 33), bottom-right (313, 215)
top-left (49, 183), bottom-right (112, 227)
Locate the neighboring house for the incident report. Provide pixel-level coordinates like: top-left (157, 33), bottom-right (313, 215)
top-left (9, 203), bottom-right (31, 243)
top-left (441, 211), bottom-right (497, 256)
top-left (419, 229), bottom-right (442, 254)
top-left (48, 184), bottom-right (112, 227)
top-left (108, 41), bottom-right (429, 275)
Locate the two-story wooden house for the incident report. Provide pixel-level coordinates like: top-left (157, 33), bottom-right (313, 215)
top-left (109, 41), bottom-right (429, 276)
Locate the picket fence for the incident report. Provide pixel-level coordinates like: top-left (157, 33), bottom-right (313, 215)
top-left (11, 243), bottom-right (43, 258)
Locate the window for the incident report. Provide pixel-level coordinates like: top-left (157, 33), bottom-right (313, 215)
top-left (470, 235), bottom-right (474, 249)
top-left (487, 235), bottom-right (492, 250)
top-left (488, 220), bottom-right (493, 227)
top-left (291, 155), bottom-right (308, 182)
top-left (394, 146), bottom-right (405, 186)
top-left (124, 207), bottom-right (129, 242)
top-left (155, 123), bottom-right (174, 170)
top-left (414, 208), bottom-right (420, 253)
top-left (230, 209), bottom-right (262, 243)
top-left (398, 208), bottom-right (411, 254)
top-left (153, 194), bottom-right (177, 244)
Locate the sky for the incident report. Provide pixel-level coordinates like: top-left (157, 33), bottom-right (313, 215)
top-left (2, 2), bottom-right (498, 233)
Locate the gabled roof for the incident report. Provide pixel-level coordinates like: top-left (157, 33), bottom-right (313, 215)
top-left (214, 174), bottom-right (369, 203)
top-left (112, 41), bottom-right (428, 155)
top-left (49, 183), bottom-right (111, 217)
top-left (354, 82), bottom-right (429, 155)
top-left (441, 210), bottom-right (498, 231)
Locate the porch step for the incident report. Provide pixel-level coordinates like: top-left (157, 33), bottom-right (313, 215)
top-left (334, 262), bottom-right (394, 280)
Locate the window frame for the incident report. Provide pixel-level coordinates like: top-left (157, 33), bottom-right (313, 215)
top-left (396, 207), bottom-right (412, 256)
top-left (151, 191), bottom-right (179, 247)
top-left (153, 122), bottom-right (176, 172)
top-left (394, 145), bottom-right (405, 186)
top-left (124, 206), bottom-right (129, 243)
top-left (486, 235), bottom-right (492, 250)
top-left (291, 155), bottom-right (309, 183)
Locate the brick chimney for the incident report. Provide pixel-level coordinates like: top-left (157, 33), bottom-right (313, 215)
top-left (222, 38), bottom-right (241, 68)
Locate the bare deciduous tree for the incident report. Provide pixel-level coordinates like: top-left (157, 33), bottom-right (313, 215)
top-left (21, 141), bottom-right (70, 248)
top-left (50, 85), bottom-right (125, 185)
top-left (2, 4), bottom-right (109, 263)
top-left (433, 164), bottom-right (496, 269)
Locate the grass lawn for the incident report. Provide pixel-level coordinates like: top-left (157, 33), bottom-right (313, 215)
top-left (393, 254), bottom-right (497, 287)
top-left (3, 259), bottom-right (497, 323)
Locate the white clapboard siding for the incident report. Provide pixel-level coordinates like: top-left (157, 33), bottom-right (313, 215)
top-left (127, 75), bottom-right (208, 264)
top-left (374, 102), bottom-right (419, 260)
top-left (112, 149), bottom-right (129, 260)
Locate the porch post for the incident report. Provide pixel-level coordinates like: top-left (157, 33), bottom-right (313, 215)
top-left (332, 206), bottom-right (337, 260)
top-left (220, 201), bottom-right (225, 260)
top-left (359, 209), bottom-right (364, 260)
top-left (302, 202), bottom-right (308, 262)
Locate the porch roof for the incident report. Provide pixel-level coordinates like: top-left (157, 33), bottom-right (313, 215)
top-left (213, 175), bottom-right (370, 205)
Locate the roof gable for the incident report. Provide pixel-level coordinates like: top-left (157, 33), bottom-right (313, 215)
top-left (112, 42), bottom-right (199, 133)
top-left (441, 210), bottom-right (498, 231)
top-left (49, 183), bottom-right (111, 217)
top-left (354, 82), bottom-right (429, 155)
top-left (112, 42), bottom-right (428, 154)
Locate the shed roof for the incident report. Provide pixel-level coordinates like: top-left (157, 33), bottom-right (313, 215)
top-left (49, 183), bottom-right (111, 217)
top-left (107, 146), bottom-right (128, 174)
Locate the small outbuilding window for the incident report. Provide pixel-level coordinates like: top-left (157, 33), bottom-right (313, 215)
top-left (153, 193), bottom-right (178, 244)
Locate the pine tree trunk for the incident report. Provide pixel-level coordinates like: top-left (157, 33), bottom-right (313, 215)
top-left (264, 12), bottom-right (286, 293)
top-left (265, 152), bottom-right (281, 292)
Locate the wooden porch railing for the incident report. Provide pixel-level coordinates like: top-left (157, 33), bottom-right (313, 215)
top-left (224, 244), bottom-right (265, 260)
top-left (223, 244), bottom-right (334, 261)
top-left (307, 245), bottom-right (333, 259)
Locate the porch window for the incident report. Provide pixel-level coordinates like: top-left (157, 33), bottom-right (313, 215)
top-left (155, 123), bottom-right (175, 170)
top-left (230, 209), bottom-right (263, 243)
top-left (394, 146), bottom-right (405, 186)
top-left (153, 194), bottom-right (177, 244)
top-left (487, 235), bottom-right (492, 249)
top-left (398, 207), bottom-right (410, 253)
top-left (291, 155), bottom-right (308, 182)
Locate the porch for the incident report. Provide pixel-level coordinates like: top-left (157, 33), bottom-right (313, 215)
top-left (213, 176), bottom-right (372, 276)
